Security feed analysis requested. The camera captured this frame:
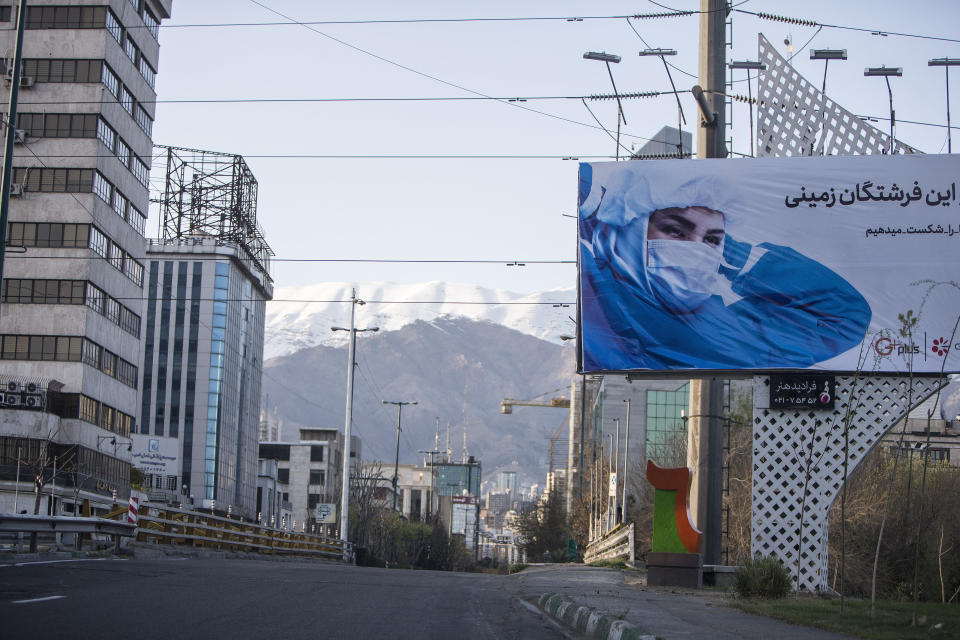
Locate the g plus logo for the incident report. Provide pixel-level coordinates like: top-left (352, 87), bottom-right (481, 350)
top-left (873, 337), bottom-right (919, 356)
top-left (931, 337), bottom-right (951, 357)
top-left (874, 334), bottom-right (957, 359)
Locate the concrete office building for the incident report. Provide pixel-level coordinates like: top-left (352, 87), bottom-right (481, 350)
top-left (259, 429), bottom-right (361, 533)
top-left (134, 147), bottom-right (273, 518)
top-left (0, 0), bottom-right (171, 515)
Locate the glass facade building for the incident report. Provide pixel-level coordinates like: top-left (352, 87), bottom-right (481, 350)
top-left (135, 240), bottom-right (271, 516)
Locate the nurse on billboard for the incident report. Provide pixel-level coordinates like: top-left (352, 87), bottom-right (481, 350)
top-left (578, 162), bottom-right (872, 372)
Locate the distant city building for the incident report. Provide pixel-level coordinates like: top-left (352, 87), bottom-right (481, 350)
top-left (258, 428), bottom-right (360, 533)
top-left (631, 125), bottom-right (693, 158)
top-left (394, 463), bottom-right (434, 521)
top-left (436, 458), bottom-right (481, 552)
top-left (0, 0), bottom-right (172, 516)
top-left (495, 470), bottom-right (518, 501)
top-left (134, 147), bottom-right (273, 518)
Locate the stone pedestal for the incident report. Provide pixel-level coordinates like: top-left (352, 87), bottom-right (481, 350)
top-left (646, 552), bottom-right (703, 589)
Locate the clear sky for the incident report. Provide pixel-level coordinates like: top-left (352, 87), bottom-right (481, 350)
top-left (148, 0), bottom-right (960, 295)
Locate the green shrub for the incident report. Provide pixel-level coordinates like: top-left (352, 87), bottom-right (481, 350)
top-left (734, 554), bottom-right (792, 599)
top-left (508, 563), bottom-right (528, 574)
top-left (589, 558), bottom-right (627, 569)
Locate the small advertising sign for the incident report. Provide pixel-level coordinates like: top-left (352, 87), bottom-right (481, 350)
top-left (315, 503), bottom-right (336, 523)
top-left (608, 473), bottom-right (618, 497)
top-left (769, 374), bottom-right (836, 410)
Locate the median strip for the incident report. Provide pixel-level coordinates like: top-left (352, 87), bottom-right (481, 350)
top-left (536, 592), bottom-right (655, 640)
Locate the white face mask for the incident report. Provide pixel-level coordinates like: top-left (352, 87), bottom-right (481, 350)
top-left (646, 238), bottom-right (722, 312)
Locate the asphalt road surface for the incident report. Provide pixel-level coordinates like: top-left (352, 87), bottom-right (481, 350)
top-left (0, 556), bottom-right (567, 640)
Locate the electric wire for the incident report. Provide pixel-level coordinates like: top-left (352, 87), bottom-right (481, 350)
top-left (734, 8), bottom-right (960, 45)
top-left (4, 254), bottom-right (575, 264)
top-left (246, 0), bottom-right (662, 144)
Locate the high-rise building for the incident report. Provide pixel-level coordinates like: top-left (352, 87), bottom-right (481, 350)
top-left (0, 0), bottom-right (172, 515)
top-left (133, 147), bottom-right (273, 518)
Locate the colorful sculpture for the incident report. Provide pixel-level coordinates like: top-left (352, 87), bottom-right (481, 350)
top-left (646, 460), bottom-right (701, 554)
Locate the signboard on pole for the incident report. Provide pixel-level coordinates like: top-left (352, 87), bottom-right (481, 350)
top-left (578, 154), bottom-right (960, 374)
top-left (315, 503), bottom-right (336, 523)
top-left (608, 473), bottom-right (617, 497)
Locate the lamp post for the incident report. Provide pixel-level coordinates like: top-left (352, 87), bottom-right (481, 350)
top-left (613, 417), bottom-right (620, 525)
top-left (622, 398), bottom-right (631, 524)
top-left (728, 60), bottom-right (767, 157)
top-left (929, 58), bottom-right (960, 153)
top-left (640, 48), bottom-right (686, 157)
top-left (809, 50), bottom-right (846, 155)
top-left (332, 288), bottom-right (379, 542)
top-left (383, 400), bottom-right (417, 512)
top-left (583, 51), bottom-right (626, 160)
top-left (864, 66), bottom-right (903, 154)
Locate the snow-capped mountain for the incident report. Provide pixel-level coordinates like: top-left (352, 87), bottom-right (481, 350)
top-left (264, 281), bottom-right (577, 360)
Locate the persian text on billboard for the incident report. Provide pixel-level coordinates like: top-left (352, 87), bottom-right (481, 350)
top-left (577, 154), bottom-right (960, 374)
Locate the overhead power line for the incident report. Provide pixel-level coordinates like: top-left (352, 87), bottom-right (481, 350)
top-left (735, 8), bottom-right (960, 44)
top-left (141, 12), bottom-right (699, 29)
top-left (5, 255), bottom-right (574, 264)
top-left (16, 90), bottom-right (680, 106)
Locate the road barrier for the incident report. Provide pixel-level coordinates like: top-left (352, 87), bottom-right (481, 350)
top-left (0, 513), bottom-right (136, 552)
top-left (583, 523), bottom-right (634, 565)
top-left (132, 503), bottom-right (351, 562)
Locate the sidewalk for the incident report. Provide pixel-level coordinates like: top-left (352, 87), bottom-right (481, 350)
top-left (511, 564), bottom-right (858, 640)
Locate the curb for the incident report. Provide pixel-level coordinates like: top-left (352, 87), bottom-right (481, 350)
top-left (536, 593), bottom-right (655, 640)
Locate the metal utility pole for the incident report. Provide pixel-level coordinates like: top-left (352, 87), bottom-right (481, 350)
top-left (419, 447), bottom-right (440, 517)
top-left (333, 290), bottom-right (378, 542)
top-left (613, 418), bottom-right (620, 525)
top-left (622, 399), bottom-right (631, 523)
top-left (689, 0), bottom-right (727, 567)
top-left (384, 399), bottom-right (417, 512)
top-left (0, 0), bottom-right (28, 306)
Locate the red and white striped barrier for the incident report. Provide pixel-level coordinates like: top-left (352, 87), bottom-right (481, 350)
top-left (128, 497), bottom-right (139, 525)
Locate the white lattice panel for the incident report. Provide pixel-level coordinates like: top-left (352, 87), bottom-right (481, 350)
top-left (751, 375), bottom-right (944, 592)
top-left (756, 34), bottom-right (918, 157)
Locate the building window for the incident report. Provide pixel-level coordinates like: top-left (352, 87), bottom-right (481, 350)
top-left (101, 62), bottom-right (119, 97)
top-left (85, 282), bottom-right (105, 313)
top-left (142, 6), bottom-right (159, 39)
top-left (17, 58), bottom-right (102, 83)
top-left (25, 6), bottom-right (107, 29)
top-left (105, 8), bottom-right (122, 43)
top-left (310, 445), bottom-right (324, 462)
top-left (2, 279), bottom-right (84, 305)
top-left (309, 470), bottom-right (325, 486)
top-left (277, 468), bottom-right (290, 484)
top-left (88, 225), bottom-right (108, 257)
top-left (96, 117), bottom-right (116, 150)
top-left (13, 167), bottom-right (95, 193)
top-left (134, 103), bottom-right (152, 136)
top-left (119, 86), bottom-right (134, 116)
top-left (16, 112), bottom-right (98, 138)
top-left (646, 383), bottom-right (690, 466)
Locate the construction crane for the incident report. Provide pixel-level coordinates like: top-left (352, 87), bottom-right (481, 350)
top-left (500, 396), bottom-right (570, 414)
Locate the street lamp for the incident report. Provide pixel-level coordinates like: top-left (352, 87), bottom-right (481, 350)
top-left (864, 66), bottom-right (903, 153)
top-left (621, 398), bottom-right (631, 524)
top-left (583, 51), bottom-right (627, 160)
top-left (383, 399), bottom-right (417, 512)
top-left (728, 60), bottom-right (767, 157)
top-left (809, 50), bottom-right (846, 155)
top-left (331, 288), bottom-right (379, 543)
top-left (640, 48), bottom-right (687, 157)
top-left (929, 58), bottom-right (960, 153)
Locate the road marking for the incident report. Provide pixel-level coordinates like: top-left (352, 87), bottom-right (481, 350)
top-left (12, 595), bottom-right (65, 604)
top-left (10, 558), bottom-right (108, 568)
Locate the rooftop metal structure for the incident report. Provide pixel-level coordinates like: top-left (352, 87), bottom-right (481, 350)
top-left (152, 145), bottom-right (274, 280)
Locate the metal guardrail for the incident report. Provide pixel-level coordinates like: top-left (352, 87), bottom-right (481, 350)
top-left (133, 503), bottom-right (351, 562)
top-left (583, 523), bottom-right (635, 565)
top-left (0, 513), bottom-right (136, 537)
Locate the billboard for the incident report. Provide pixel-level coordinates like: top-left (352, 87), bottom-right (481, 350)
top-left (578, 154), bottom-right (960, 374)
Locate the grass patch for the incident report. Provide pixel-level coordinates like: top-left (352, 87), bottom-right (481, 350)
top-left (733, 596), bottom-right (960, 640)
top-left (589, 558), bottom-right (627, 569)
